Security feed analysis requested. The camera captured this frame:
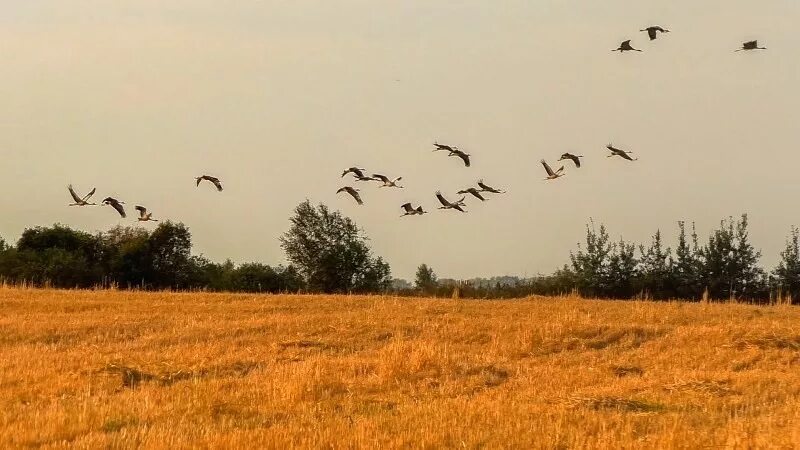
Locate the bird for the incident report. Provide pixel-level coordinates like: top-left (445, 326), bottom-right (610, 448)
top-left (102, 197), bottom-right (126, 218)
top-left (736, 40), bottom-right (766, 52)
top-left (67, 185), bottom-right (96, 206)
top-left (447, 148), bottom-right (471, 167)
top-left (541, 160), bottom-right (565, 180)
top-left (337, 186), bottom-right (363, 205)
top-left (477, 180), bottom-right (506, 194)
top-left (613, 40), bottom-right (642, 52)
top-left (433, 142), bottom-right (458, 152)
top-left (196, 175), bottom-right (223, 191)
top-left (457, 187), bottom-right (487, 201)
top-left (559, 153), bottom-right (584, 168)
top-left (341, 167), bottom-right (365, 177)
top-left (135, 206), bottom-right (158, 222)
top-left (606, 144), bottom-right (638, 161)
top-left (435, 191), bottom-right (467, 213)
top-left (641, 26), bottom-right (669, 41)
top-left (371, 174), bottom-right (404, 188)
top-left (400, 203), bottom-right (426, 217)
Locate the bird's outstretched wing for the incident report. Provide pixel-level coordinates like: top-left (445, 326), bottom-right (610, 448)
top-left (109, 201), bottom-right (126, 218)
top-left (620, 152), bottom-right (635, 161)
top-left (622, 40), bottom-right (631, 46)
top-left (541, 160), bottom-right (555, 177)
top-left (83, 188), bottom-right (96, 201)
top-left (209, 177), bottom-right (223, 191)
top-left (435, 192), bottom-right (449, 206)
top-left (135, 205), bottom-right (147, 216)
top-left (401, 203), bottom-right (414, 213)
top-left (372, 174), bottom-right (390, 183)
top-left (68, 185), bottom-right (82, 203)
top-left (453, 150), bottom-right (470, 167)
top-left (647, 28), bottom-right (657, 40)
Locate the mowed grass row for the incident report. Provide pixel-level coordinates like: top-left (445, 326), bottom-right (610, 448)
top-left (1, 287), bottom-right (799, 449)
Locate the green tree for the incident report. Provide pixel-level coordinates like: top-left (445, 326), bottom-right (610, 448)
top-left (774, 227), bottom-right (800, 300)
top-left (415, 263), bottom-right (438, 293)
top-left (638, 230), bottom-right (674, 299)
top-left (147, 221), bottom-right (194, 289)
top-left (570, 221), bottom-right (612, 297)
top-left (672, 221), bottom-right (703, 300)
top-left (606, 238), bottom-right (638, 298)
top-left (699, 215), bottom-right (765, 300)
top-left (280, 201), bottom-right (391, 293)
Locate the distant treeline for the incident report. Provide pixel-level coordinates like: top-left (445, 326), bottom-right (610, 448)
top-left (0, 201), bottom-right (390, 294)
top-left (403, 215), bottom-right (800, 304)
top-left (1, 207), bottom-right (799, 303)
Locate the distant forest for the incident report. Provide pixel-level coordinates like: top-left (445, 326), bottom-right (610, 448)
top-left (1, 202), bottom-right (799, 304)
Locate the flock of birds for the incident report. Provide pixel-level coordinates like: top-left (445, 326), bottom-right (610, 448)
top-left (335, 27), bottom-right (767, 216)
top-left (66, 175), bottom-right (223, 222)
top-left (335, 141), bottom-right (636, 214)
top-left (67, 26), bottom-right (768, 223)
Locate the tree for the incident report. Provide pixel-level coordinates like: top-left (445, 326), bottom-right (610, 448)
top-left (699, 215), bottom-right (765, 300)
top-left (147, 221), bottom-right (194, 289)
top-left (280, 201), bottom-right (391, 293)
top-left (774, 227), bottom-right (800, 301)
top-left (606, 238), bottom-right (638, 298)
top-left (672, 221), bottom-right (703, 300)
top-left (570, 221), bottom-right (612, 297)
top-left (638, 230), bottom-right (674, 299)
top-left (415, 264), bottom-right (438, 293)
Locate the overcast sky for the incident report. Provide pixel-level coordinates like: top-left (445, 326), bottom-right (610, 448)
top-left (2, 1), bottom-right (799, 279)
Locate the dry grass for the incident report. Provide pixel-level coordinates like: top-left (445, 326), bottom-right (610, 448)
top-left (1, 287), bottom-right (799, 449)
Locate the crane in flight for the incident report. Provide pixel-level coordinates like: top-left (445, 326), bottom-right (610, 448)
top-left (102, 197), bottom-right (126, 218)
top-left (541, 160), bottom-right (565, 180)
top-left (436, 192), bottom-right (467, 213)
top-left (736, 40), bottom-right (766, 52)
top-left (196, 175), bottom-right (223, 191)
top-left (135, 206), bottom-right (158, 222)
top-left (640, 26), bottom-right (670, 41)
top-left (337, 186), bottom-right (363, 205)
top-left (606, 144), bottom-right (638, 161)
top-left (68, 185), bottom-right (96, 206)
top-left (400, 203), bottom-right (426, 217)
top-left (613, 40), bottom-right (642, 52)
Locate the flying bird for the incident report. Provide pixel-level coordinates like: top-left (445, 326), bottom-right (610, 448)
top-left (477, 180), bottom-right (506, 194)
top-left (641, 26), bottom-right (670, 41)
top-left (613, 40), bottom-right (642, 52)
top-left (606, 144), bottom-right (638, 161)
top-left (67, 185), bottom-right (96, 206)
top-left (559, 153), bottom-right (584, 168)
top-left (457, 187), bottom-right (487, 201)
top-left (196, 175), bottom-right (223, 191)
top-left (433, 142), bottom-right (458, 152)
top-left (435, 191), bottom-right (467, 213)
top-left (541, 160), bottom-right (565, 180)
top-left (447, 148), bottom-right (471, 167)
top-left (135, 206), bottom-right (158, 222)
top-left (337, 186), bottom-right (363, 205)
top-left (400, 203), bottom-right (426, 217)
top-left (736, 40), bottom-right (766, 51)
top-left (371, 174), bottom-right (404, 188)
top-left (102, 197), bottom-right (126, 218)
top-left (341, 167), bottom-right (365, 177)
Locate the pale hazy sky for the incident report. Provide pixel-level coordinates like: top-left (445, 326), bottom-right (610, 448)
top-left (2, 1), bottom-right (800, 279)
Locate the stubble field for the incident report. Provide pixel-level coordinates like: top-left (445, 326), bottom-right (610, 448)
top-left (1, 287), bottom-right (799, 449)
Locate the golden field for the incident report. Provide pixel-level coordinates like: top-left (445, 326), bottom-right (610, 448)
top-left (1, 287), bottom-right (799, 449)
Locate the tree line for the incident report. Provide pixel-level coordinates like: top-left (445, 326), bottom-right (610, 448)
top-left (409, 215), bottom-right (800, 303)
top-left (2, 205), bottom-right (800, 303)
top-left (0, 201), bottom-right (390, 293)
